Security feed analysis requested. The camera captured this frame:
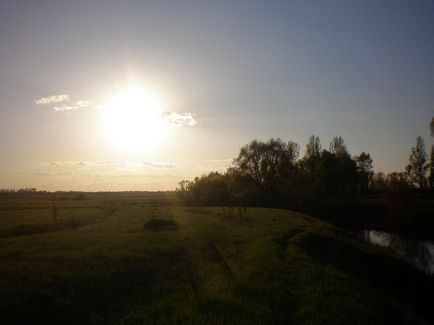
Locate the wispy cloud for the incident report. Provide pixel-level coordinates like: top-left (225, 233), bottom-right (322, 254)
top-left (35, 94), bottom-right (70, 105)
top-left (162, 111), bottom-right (197, 126)
top-left (35, 93), bottom-right (197, 127)
top-left (33, 171), bottom-right (73, 176)
top-left (53, 100), bottom-right (93, 112)
top-left (35, 94), bottom-right (94, 112)
top-left (142, 161), bottom-right (176, 169)
top-left (53, 105), bottom-right (79, 112)
top-left (76, 100), bottom-right (92, 107)
top-left (47, 161), bottom-right (88, 167)
top-left (45, 160), bottom-right (176, 169)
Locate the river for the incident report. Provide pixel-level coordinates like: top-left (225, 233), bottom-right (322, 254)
top-left (361, 230), bottom-right (434, 275)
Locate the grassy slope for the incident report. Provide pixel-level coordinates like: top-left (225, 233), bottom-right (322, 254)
top-left (0, 195), bottom-right (432, 324)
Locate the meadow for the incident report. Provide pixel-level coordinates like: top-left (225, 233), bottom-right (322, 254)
top-left (0, 192), bottom-right (433, 324)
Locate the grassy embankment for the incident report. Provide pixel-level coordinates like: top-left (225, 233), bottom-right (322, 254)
top-left (0, 193), bottom-right (433, 324)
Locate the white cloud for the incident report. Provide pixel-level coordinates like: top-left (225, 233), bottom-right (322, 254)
top-left (53, 105), bottom-right (79, 112)
top-left (33, 171), bottom-right (73, 176)
top-left (76, 100), bottom-right (92, 107)
top-left (142, 161), bottom-right (176, 169)
top-left (36, 94), bottom-right (94, 112)
top-left (35, 93), bottom-right (197, 126)
top-left (45, 160), bottom-right (175, 169)
top-left (46, 161), bottom-right (89, 167)
top-left (35, 94), bottom-right (70, 105)
top-left (162, 111), bottom-right (197, 126)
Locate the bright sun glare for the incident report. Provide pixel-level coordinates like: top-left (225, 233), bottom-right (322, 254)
top-left (101, 86), bottom-right (169, 154)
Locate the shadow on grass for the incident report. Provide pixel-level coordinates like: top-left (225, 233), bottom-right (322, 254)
top-left (143, 218), bottom-right (179, 231)
top-left (294, 231), bottom-right (434, 322)
top-left (0, 218), bottom-right (98, 238)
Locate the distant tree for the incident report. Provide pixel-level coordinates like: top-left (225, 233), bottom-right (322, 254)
top-left (329, 136), bottom-right (349, 158)
top-left (429, 145), bottom-right (434, 189)
top-left (371, 172), bottom-right (411, 192)
top-left (430, 117), bottom-right (434, 188)
top-left (385, 172), bottom-right (411, 191)
top-left (176, 173), bottom-right (231, 206)
top-left (405, 136), bottom-right (428, 188)
top-left (302, 135), bottom-right (322, 185)
top-left (371, 172), bottom-right (387, 191)
top-left (305, 135), bottom-right (321, 159)
top-left (430, 116), bottom-right (434, 136)
top-left (354, 152), bottom-right (374, 193)
top-left (176, 180), bottom-right (194, 203)
top-left (287, 141), bottom-right (300, 164)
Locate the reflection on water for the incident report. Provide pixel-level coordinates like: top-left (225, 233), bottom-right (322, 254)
top-left (361, 230), bottom-right (434, 275)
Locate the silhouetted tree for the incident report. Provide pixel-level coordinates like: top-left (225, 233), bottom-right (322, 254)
top-left (176, 172), bottom-right (230, 206)
top-left (371, 172), bottom-right (387, 191)
top-left (405, 136), bottom-right (428, 188)
top-left (176, 180), bottom-right (194, 203)
top-left (430, 117), bottom-right (434, 188)
top-left (371, 172), bottom-right (411, 192)
top-left (329, 136), bottom-right (349, 158)
top-left (226, 167), bottom-right (255, 213)
top-left (354, 152), bottom-right (374, 193)
top-left (429, 145), bottom-right (434, 189)
top-left (316, 149), bottom-right (357, 195)
top-left (233, 138), bottom-right (299, 205)
top-left (301, 136), bottom-right (322, 191)
top-left (287, 141), bottom-right (300, 164)
top-left (385, 172), bottom-right (411, 191)
top-left (430, 116), bottom-right (434, 136)
top-left (305, 135), bottom-right (322, 159)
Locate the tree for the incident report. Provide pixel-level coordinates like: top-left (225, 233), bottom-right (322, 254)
top-left (371, 172), bottom-right (387, 191)
top-left (405, 136), bottom-right (428, 188)
top-left (354, 152), bottom-right (374, 193)
top-left (329, 136), bottom-right (349, 158)
top-left (176, 172), bottom-right (231, 206)
top-left (302, 135), bottom-right (322, 184)
top-left (287, 141), bottom-right (300, 164)
top-left (430, 116), bottom-right (434, 136)
top-left (385, 172), bottom-right (411, 191)
top-left (430, 117), bottom-right (434, 188)
top-left (429, 145), bottom-right (434, 189)
top-left (316, 149), bottom-right (357, 195)
top-left (233, 138), bottom-right (299, 205)
top-left (305, 135), bottom-right (321, 159)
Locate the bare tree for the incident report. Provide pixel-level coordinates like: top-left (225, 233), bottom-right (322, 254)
top-left (330, 136), bottom-right (349, 158)
top-left (430, 117), bottom-right (434, 188)
top-left (405, 136), bottom-right (428, 188)
top-left (428, 145), bottom-right (434, 188)
top-left (430, 116), bottom-right (434, 136)
top-left (305, 135), bottom-right (322, 159)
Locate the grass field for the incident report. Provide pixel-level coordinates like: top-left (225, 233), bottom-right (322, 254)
top-left (0, 193), bottom-right (433, 324)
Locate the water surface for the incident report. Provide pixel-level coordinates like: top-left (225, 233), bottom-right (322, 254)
top-left (361, 230), bottom-right (434, 275)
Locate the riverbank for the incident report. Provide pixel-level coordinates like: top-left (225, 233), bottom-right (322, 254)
top-left (288, 195), bottom-right (434, 238)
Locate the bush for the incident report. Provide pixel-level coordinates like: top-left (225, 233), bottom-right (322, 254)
top-left (143, 218), bottom-right (178, 231)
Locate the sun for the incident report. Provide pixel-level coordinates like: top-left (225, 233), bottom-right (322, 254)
top-left (100, 86), bottom-right (169, 154)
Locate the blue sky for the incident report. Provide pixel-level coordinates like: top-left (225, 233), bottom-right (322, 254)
top-left (0, 0), bottom-right (433, 190)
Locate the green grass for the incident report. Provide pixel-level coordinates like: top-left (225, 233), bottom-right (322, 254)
top-left (0, 194), bottom-right (432, 324)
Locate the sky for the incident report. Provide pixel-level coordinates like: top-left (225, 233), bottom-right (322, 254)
top-left (0, 0), bottom-right (433, 191)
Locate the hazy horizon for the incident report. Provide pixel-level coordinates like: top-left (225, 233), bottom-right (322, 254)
top-left (1, 0), bottom-right (433, 191)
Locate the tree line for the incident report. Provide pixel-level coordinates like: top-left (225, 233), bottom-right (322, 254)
top-left (177, 119), bottom-right (434, 208)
